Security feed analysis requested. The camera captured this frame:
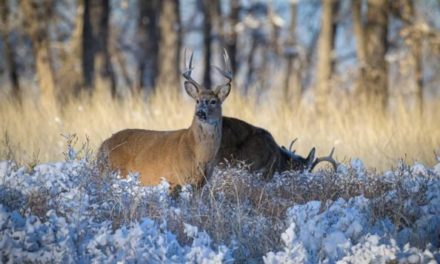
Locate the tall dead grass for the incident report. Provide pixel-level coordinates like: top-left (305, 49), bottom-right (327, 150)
top-left (0, 87), bottom-right (439, 171)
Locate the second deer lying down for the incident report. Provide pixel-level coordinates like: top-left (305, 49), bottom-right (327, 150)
top-left (98, 51), bottom-right (232, 187)
top-left (217, 117), bottom-right (337, 179)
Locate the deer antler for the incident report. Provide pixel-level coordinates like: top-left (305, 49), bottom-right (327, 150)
top-left (310, 148), bottom-right (338, 172)
top-left (288, 138), bottom-right (298, 153)
top-left (212, 49), bottom-right (233, 86)
top-left (183, 49), bottom-right (202, 89)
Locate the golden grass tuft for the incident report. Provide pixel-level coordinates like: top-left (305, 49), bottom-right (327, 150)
top-left (1, 87), bottom-right (439, 171)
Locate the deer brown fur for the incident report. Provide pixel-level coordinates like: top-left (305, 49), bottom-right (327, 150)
top-left (98, 51), bottom-right (232, 187)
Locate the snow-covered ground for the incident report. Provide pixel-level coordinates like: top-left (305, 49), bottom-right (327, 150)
top-left (0, 149), bottom-right (439, 263)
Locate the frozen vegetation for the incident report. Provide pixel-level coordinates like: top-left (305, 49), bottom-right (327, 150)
top-left (0, 143), bottom-right (440, 263)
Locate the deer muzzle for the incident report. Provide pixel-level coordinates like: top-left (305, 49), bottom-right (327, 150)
top-left (196, 109), bottom-right (207, 120)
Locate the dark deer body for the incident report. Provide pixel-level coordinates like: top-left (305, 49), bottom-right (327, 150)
top-left (217, 117), bottom-right (336, 178)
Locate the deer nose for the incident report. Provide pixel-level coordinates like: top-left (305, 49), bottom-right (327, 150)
top-left (196, 110), bottom-right (207, 120)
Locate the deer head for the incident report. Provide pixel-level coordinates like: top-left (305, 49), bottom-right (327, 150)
top-left (281, 139), bottom-right (337, 172)
top-left (281, 144), bottom-right (316, 171)
top-left (183, 50), bottom-right (232, 125)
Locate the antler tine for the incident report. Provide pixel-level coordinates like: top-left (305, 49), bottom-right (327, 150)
top-left (188, 51), bottom-right (194, 71)
top-left (328, 147), bottom-right (335, 158)
top-left (223, 48), bottom-right (232, 75)
top-left (288, 138), bottom-right (298, 152)
top-left (182, 49), bottom-right (192, 78)
top-left (211, 49), bottom-right (233, 84)
top-left (310, 147), bottom-right (338, 172)
top-left (183, 48), bottom-right (187, 69)
top-left (182, 49), bottom-right (201, 87)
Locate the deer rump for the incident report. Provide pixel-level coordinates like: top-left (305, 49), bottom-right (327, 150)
top-left (217, 117), bottom-right (336, 179)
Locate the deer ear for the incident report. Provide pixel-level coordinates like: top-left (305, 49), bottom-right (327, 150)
top-left (306, 148), bottom-right (316, 166)
top-left (184, 81), bottom-right (199, 100)
top-left (215, 84), bottom-right (231, 102)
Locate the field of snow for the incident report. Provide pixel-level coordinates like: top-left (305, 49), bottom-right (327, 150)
top-left (1, 145), bottom-right (440, 263)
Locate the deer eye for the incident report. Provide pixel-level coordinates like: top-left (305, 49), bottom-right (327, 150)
top-left (210, 99), bottom-right (217, 105)
top-left (196, 99), bottom-right (200, 104)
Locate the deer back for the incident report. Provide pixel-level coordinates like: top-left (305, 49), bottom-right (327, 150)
top-left (217, 117), bottom-right (283, 178)
top-left (217, 117), bottom-right (324, 178)
top-left (98, 128), bottom-right (202, 186)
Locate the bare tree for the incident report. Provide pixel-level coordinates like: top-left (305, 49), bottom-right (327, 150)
top-left (391, 0), bottom-right (423, 114)
top-left (0, 0), bottom-right (20, 102)
top-left (315, 0), bottom-right (338, 114)
top-left (56, 0), bottom-right (84, 100)
top-left (200, 0), bottom-right (223, 90)
top-left (156, 0), bottom-right (180, 91)
top-left (243, 3), bottom-right (271, 94)
top-left (352, 0), bottom-right (366, 66)
top-left (21, 0), bottom-right (57, 110)
top-left (352, 0), bottom-right (367, 99)
top-left (82, 0), bottom-right (116, 96)
top-left (137, 0), bottom-right (159, 93)
top-left (201, 0), bottom-right (218, 89)
top-left (175, 0), bottom-right (182, 84)
top-left (352, 0), bottom-right (389, 111)
top-left (225, 0), bottom-right (240, 75)
top-left (364, 0), bottom-right (389, 111)
top-left (283, 0), bottom-right (302, 107)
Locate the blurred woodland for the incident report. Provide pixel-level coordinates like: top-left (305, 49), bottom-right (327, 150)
top-left (0, 0), bottom-right (439, 113)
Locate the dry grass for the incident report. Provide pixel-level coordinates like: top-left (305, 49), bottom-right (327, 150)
top-left (0, 87), bottom-right (439, 171)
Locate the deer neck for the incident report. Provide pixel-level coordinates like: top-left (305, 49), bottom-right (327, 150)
top-left (190, 116), bottom-right (222, 164)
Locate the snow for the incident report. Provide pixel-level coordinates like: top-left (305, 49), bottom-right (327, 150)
top-left (1, 152), bottom-right (440, 263)
top-left (263, 223), bottom-right (308, 264)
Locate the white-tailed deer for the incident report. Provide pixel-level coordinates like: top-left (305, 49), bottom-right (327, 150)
top-left (217, 117), bottom-right (337, 179)
top-left (98, 51), bottom-right (232, 187)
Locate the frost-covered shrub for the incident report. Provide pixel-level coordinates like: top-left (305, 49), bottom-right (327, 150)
top-left (263, 159), bottom-right (440, 263)
top-left (0, 207), bottom-right (78, 263)
top-left (263, 223), bottom-right (308, 264)
top-left (0, 158), bottom-right (233, 263)
top-left (0, 153), bottom-right (440, 263)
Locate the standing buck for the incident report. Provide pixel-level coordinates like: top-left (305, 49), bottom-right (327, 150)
top-left (217, 117), bottom-right (337, 179)
top-left (98, 51), bottom-right (232, 187)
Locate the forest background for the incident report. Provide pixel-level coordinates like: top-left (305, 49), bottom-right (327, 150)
top-left (0, 0), bottom-right (439, 171)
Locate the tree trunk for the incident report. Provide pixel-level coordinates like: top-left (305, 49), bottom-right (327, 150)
top-left (82, 0), bottom-right (93, 91)
top-left (57, 1), bottom-right (84, 100)
top-left (200, 0), bottom-right (222, 89)
top-left (82, 0), bottom-right (116, 96)
top-left (21, 0), bottom-right (57, 110)
top-left (351, 0), bottom-right (367, 100)
top-left (35, 41), bottom-right (57, 110)
top-left (175, 0), bottom-right (182, 85)
top-left (364, 0), bottom-right (389, 111)
top-left (0, 0), bottom-right (20, 102)
top-left (399, 0), bottom-right (423, 114)
top-left (315, 0), bottom-right (337, 114)
top-left (226, 0), bottom-right (239, 75)
top-left (156, 0), bottom-right (180, 91)
top-left (137, 0), bottom-right (159, 93)
top-left (352, 0), bottom-right (367, 65)
top-left (201, 0), bottom-right (216, 89)
top-left (412, 34), bottom-right (423, 115)
top-left (244, 37), bottom-right (257, 94)
top-left (283, 1), bottom-right (301, 107)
